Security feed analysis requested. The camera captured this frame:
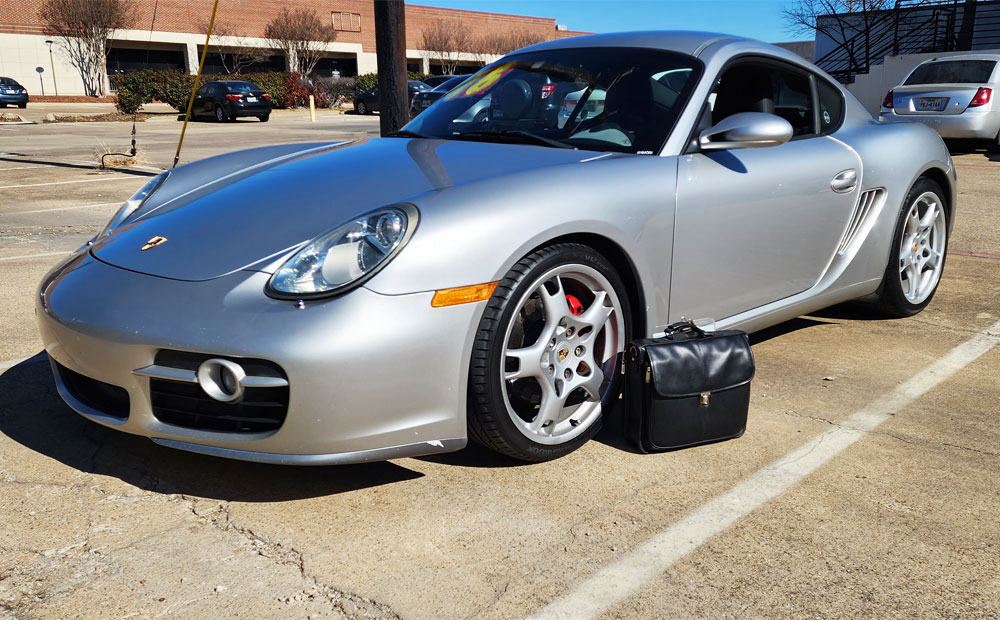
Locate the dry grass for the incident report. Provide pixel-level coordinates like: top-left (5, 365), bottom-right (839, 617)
top-left (93, 139), bottom-right (153, 169)
top-left (45, 112), bottom-right (150, 123)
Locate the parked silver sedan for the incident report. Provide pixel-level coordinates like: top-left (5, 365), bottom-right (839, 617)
top-left (879, 54), bottom-right (1000, 152)
top-left (37, 31), bottom-right (956, 465)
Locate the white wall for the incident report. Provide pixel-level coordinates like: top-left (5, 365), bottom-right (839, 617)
top-left (848, 48), bottom-right (1000, 114)
top-left (0, 33), bottom-right (88, 96)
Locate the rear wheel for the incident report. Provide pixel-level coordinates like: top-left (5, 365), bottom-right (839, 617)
top-left (258, 114), bottom-right (269, 122)
top-left (214, 105), bottom-right (226, 123)
top-left (356, 101), bottom-right (368, 115)
top-left (988, 130), bottom-right (1000, 154)
top-left (468, 244), bottom-right (631, 461)
top-left (875, 178), bottom-right (948, 317)
top-left (18, 103), bottom-right (27, 109)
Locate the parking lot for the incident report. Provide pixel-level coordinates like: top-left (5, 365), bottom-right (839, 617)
top-left (1, 108), bottom-right (999, 619)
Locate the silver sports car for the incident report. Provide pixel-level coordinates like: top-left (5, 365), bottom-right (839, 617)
top-left (37, 32), bottom-right (955, 464)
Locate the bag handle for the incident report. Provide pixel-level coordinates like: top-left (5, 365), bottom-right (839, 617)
top-left (664, 320), bottom-right (708, 339)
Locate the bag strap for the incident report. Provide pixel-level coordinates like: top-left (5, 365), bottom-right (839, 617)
top-left (663, 320), bottom-right (708, 339)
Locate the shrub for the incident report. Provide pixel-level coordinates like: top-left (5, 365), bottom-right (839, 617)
top-left (314, 77), bottom-right (355, 108)
top-left (355, 72), bottom-right (377, 93)
top-left (113, 70), bottom-right (312, 112)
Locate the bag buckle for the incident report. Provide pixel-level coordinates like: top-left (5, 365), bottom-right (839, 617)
top-left (699, 392), bottom-right (711, 406)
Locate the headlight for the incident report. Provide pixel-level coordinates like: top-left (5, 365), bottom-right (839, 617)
top-left (98, 172), bottom-right (168, 238)
top-left (266, 204), bottom-right (418, 299)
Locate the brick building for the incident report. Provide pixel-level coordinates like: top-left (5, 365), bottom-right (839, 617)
top-left (0, 0), bottom-right (586, 96)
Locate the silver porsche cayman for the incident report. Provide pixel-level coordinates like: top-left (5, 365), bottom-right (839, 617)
top-left (37, 32), bottom-right (956, 464)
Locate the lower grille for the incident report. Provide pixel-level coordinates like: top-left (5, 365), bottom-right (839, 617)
top-left (148, 350), bottom-right (289, 433)
top-left (55, 361), bottom-right (130, 419)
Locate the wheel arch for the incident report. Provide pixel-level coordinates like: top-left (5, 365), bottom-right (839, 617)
top-left (917, 165), bottom-right (955, 233)
top-left (525, 232), bottom-right (647, 338)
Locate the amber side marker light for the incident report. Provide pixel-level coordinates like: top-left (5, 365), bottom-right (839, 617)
top-left (431, 281), bottom-right (498, 307)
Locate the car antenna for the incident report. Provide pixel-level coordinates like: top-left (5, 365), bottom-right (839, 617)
top-left (101, 0), bottom-right (159, 170)
top-left (172, 0), bottom-right (220, 169)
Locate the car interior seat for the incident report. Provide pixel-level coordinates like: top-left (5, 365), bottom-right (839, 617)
top-left (712, 67), bottom-right (775, 124)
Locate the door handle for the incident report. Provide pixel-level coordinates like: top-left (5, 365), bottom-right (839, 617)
top-left (831, 169), bottom-right (858, 193)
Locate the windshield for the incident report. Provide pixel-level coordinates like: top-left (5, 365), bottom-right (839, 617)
top-left (905, 60), bottom-right (997, 85)
top-left (402, 47), bottom-right (702, 154)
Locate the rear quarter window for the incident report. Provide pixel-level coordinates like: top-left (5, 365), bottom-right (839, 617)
top-left (816, 79), bottom-right (844, 133)
top-left (905, 60), bottom-right (997, 85)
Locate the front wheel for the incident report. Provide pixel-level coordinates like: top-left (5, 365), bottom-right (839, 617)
top-left (875, 178), bottom-right (948, 317)
top-left (468, 244), bottom-right (631, 461)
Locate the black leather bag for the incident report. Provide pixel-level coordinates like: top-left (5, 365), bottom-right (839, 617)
top-left (625, 322), bottom-right (755, 452)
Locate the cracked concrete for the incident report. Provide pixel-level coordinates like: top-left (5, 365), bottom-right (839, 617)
top-left (1, 113), bottom-right (999, 619)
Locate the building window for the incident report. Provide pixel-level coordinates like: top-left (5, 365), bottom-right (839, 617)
top-left (332, 12), bottom-right (361, 32)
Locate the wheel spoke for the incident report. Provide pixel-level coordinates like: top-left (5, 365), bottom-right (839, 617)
top-left (577, 290), bottom-right (612, 330)
top-left (504, 343), bottom-right (545, 381)
top-left (531, 384), bottom-right (565, 433)
top-left (918, 203), bottom-right (938, 229)
top-left (902, 262), bottom-right (917, 297)
top-left (538, 275), bottom-right (567, 324)
top-left (580, 371), bottom-right (605, 401)
top-left (899, 241), bottom-right (915, 263)
top-left (905, 208), bottom-right (920, 235)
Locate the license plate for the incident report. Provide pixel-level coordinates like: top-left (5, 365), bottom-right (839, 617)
top-left (917, 97), bottom-right (947, 111)
top-left (246, 96), bottom-right (257, 103)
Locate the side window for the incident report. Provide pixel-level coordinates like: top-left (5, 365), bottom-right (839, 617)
top-left (710, 61), bottom-right (815, 138)
top-left (771, 69), bottom-right (813, 137)
top-left (197, 85), bottom-right (210, 96)
top-left (815, 78), bottom-right (844, 133)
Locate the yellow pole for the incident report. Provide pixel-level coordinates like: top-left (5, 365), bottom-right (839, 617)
top-left (309, 94), bottom-right (316, 122)
top-left (172, 0), bottom-right (220, 169)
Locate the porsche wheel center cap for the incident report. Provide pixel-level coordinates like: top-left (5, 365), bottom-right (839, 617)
top-left (557, 347), bottom-right (570, 363)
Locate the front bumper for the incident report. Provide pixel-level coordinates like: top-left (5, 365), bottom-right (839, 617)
top-left (879, 108), bottom-right (1000, 139)
top-left (36, 252), bottom-right (478, 464)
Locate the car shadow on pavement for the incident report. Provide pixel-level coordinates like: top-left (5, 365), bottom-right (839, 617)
top-left (0, 355), bottom-right (423, 501)
top-left (0, 156), bottom-right (159, 177)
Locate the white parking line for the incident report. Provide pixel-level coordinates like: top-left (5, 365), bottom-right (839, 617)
top-left (523, 318), bottom-right (1000, 620)
top-left (0, 250), bottom-right (72, 262)
top-left (0, 176), bottom-right (135, 190)
top-left (0, 166), bottom-right (39, 171)
top-left (0, 201), bottom-right (119, 216)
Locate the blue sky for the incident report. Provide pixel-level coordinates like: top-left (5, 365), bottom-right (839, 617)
top-left (415, 0), bottom-right (809, 43)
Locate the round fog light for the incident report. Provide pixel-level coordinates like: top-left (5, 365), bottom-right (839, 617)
top-left (197, 358), bottom-right (247, 403)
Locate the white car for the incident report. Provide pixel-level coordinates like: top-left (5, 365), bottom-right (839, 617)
top-left (879, 54), bottom-right (1000, 152)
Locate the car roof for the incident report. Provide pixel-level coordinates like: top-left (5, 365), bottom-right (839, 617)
top-left (917, 54), bottom-right (1000, 63)
top-left (522, 30), bottom-right (755, 57)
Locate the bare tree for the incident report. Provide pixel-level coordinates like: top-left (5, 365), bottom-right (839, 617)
top-left (39, 0), bottom-right (135, 96)
top-left (783, 0), bottom-right (937, 79)
top-left (264, 8), bottom-right (335, 76)
top-left (198, 19), bottom-right (270, 75)
top-left (420, 19), bottom-right (472, 75)
top-left (472, 28), bottom-right (547, 67)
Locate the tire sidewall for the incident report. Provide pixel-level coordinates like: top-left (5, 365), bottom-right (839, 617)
top-left (215, 105), bottom-right (225, 122)
top-left (878, 178), bottom-right (948, 316)
top-left (470, 244), bottom-right (632, 461)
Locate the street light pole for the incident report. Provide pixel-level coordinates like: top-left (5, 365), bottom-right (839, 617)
top-left (45, 40), bottom-right (58, 96)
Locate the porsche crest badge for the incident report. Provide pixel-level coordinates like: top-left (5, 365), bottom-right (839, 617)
top-left (141, 236), bottom-right (168, 251)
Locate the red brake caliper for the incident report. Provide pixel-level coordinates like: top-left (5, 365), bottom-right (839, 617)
top-left (565, 294), bottom-right (584, 316)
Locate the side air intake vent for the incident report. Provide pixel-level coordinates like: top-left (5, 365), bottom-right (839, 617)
top-left (838, 188), bottom-right (885, 255)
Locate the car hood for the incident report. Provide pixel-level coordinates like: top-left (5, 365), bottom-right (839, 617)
top-left (91, 137), bottom-right (596, 282)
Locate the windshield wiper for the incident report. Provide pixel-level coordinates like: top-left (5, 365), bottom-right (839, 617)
top-left (454, 130), bottom-right (575, 150)
top-left (384, 129), bottom-right (433, 139)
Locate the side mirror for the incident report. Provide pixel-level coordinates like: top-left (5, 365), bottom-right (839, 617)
top-left (699, 112), bottom-right (793, 151)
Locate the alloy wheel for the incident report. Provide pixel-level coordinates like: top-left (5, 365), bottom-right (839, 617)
top-left (898, 190), bottom-right (946, 305)
top-left (499, 264), bottom-right (624, 445)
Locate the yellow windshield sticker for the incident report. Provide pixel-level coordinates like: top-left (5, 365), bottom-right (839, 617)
top-left (446, 62), bottom-right (516, 100)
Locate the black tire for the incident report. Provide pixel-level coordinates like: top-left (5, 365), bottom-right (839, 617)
top-left (356, 101), bottom-right (368, 115)
top-left (18, 103), bottom-right (27, 109)
top-left (987, 130), bottom-right (1000, 155)
top-left (258, 114), bottom-right (269, 122)
top-left (0, 103), bottom-right (6, 108)
top-left (468, 243), bottom-right (632, 462)
top-left (874, 177), bottom-right (949, 317)
top-left (214, 105), bottom-right (226, 122)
